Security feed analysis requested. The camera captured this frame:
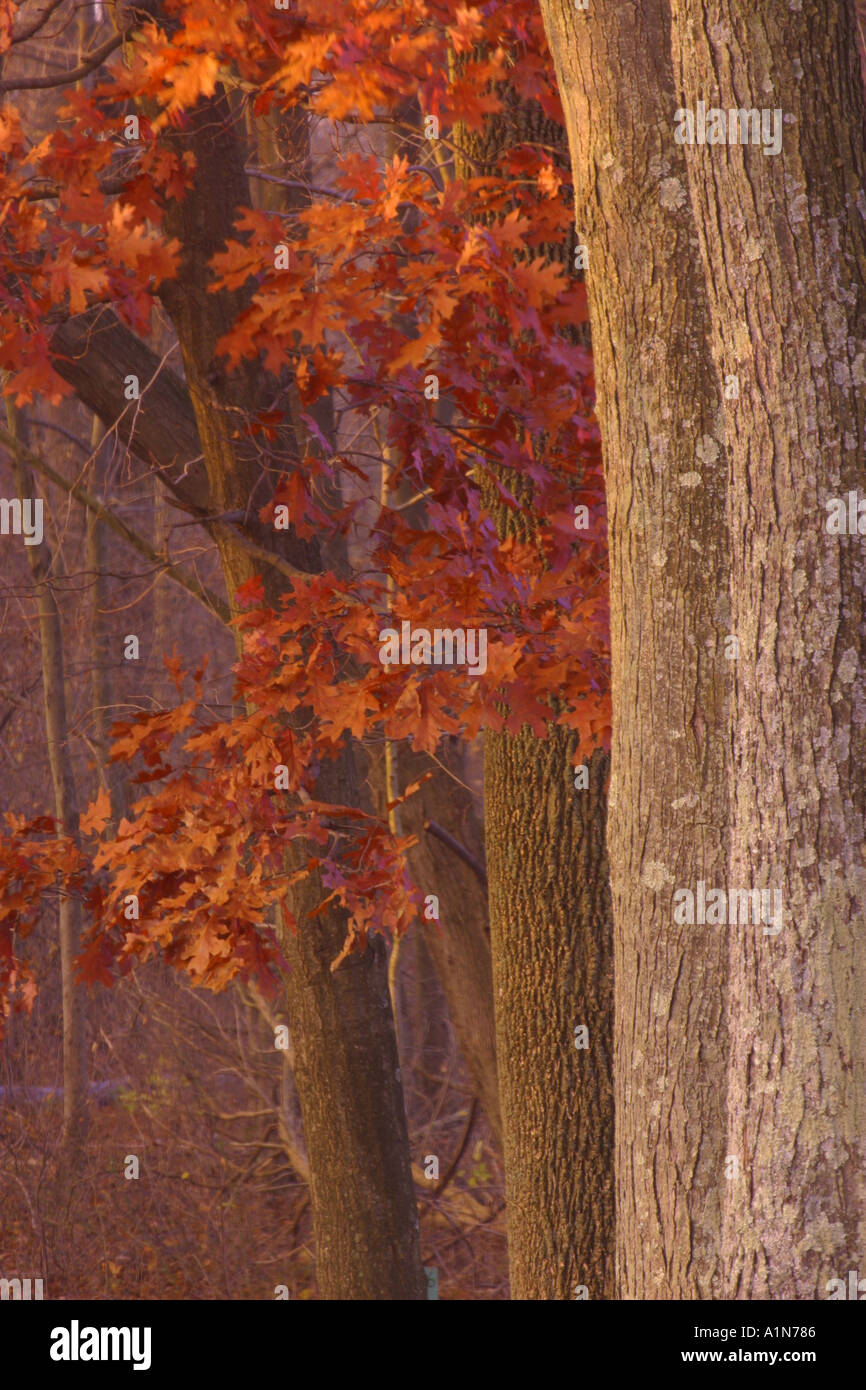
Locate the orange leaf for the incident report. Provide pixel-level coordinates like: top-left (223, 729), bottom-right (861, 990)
top-left (81, 787), bottom-right (112, 837)
top-left (65, 258), bottom-right (108, 314)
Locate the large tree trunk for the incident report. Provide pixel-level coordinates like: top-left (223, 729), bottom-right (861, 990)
top-left (670, 0), bottom-right (866, 1298)
top-left (453, 76), bottom-right (615, 1299)
top-left (538, 0), bottom-right (732, 1297)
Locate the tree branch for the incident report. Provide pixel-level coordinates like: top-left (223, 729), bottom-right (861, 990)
top-left (11, 0), bottom-right (66, 45)
top-left (24, 172), bottom-right (135, 202)
top-left (0, 425), bottom-right (231, 626)
top-left (0, 34), bottom-right (122, 92)
top-left (11, 0), bottom-right (66, 46)
top-left (49, 306), bottom-right (210, 510)
top-left (423, 820), bottom-right (488, 886)
top-left (433, 1096), bottom-right (478, 1196)
top-left (49, 308), bottom-right (318, 590)
top-left (244, 168), bottom-right (358, 203)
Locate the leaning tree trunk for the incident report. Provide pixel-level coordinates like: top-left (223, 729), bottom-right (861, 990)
top-left (670, 0), bottom-right (866, 1299)
top-left (109, 0), bottom-right (426, 1297)
top-left (48, 265), bottom-right (428, 1299)
top-left (453, 75), bottom-right (615, 1299)
top-left (538, 0), bottom-right (732, 1297)
top-left (158, 96), bottom-right (423, 1302)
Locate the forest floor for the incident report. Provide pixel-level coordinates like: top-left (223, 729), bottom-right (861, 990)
top-left (0, 971), bottom-right (508, 1299)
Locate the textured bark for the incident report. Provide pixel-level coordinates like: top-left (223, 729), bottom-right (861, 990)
top-left (454, 76), bottom-right (614, 1299)
top-left (485, 730), bottom-right (613, 1299)
top-left (539, 0), bottom-right (731, 1296)
top-left (670, 0), bottom-right (866, 1298)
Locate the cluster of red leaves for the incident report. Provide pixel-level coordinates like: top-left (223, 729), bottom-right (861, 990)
top-left (0, 0), bottom-right (609, 1023)
top-left (0, 816), bottom-right (83, 1024)
top-left (0, 98), bottom-right (183, 397)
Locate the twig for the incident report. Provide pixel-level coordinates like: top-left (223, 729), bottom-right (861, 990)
top-left (432, 1096), bottom-right (478, 1197)
top-left (0, 426), bottom-right (230, 625)
top-left (433, 1200), bottom-right (506, 1257)
top-left (244, 168), bottom-right (358, 203)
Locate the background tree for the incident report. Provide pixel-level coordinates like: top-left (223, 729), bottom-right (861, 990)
top-left (5, 402), bottom-right (87, 1153)
top-left (452, 38), bottom-right (614, 1298)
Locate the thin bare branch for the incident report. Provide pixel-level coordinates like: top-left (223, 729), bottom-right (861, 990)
top-left (0, 33), bottom-right (122, 92)
top-left (433, 1096), bottom-right (479, 1196)
top-left (0, 425), bottom-right (231, 625)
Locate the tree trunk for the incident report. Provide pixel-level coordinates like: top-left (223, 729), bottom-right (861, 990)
top-left (85, 421), bottom-right (128, 827)
top-left (6, 407), bottom-right (88, 1150)
top-left (133, 55), bottom-right (424, 1295)
top-left (452, 71), bottom-right (615, 1299)
top-left (538, 0), bottom-right (732, 1297)
top-left (85, 423), bottom-right (110, 782)
top-left (670, 0), bottom-right (866, 1298)
top-left (277, 848), bottom-right (424, 1299)
top-left (485, 730), bottom-right (613, 1299)
top-left (398, 745), bottom-right (501, 1144)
